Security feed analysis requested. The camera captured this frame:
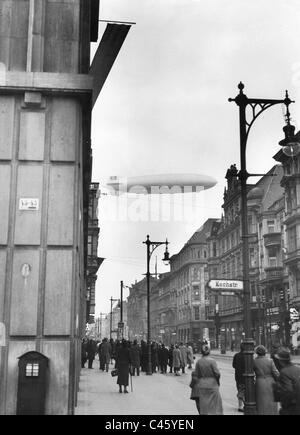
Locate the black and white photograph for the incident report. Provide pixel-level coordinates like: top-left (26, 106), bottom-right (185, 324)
top-left (0, 0), bottom-right (300, 420)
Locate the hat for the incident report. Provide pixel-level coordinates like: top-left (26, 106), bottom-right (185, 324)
top-left (201, 344), bottom-right (210, 356)
top-left (255, 345), bottom-right (266, 356)
top-left (274, 347), bottom-right (291, 361)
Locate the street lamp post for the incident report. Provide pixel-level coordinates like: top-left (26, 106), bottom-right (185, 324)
top-left (110, 296), bottom-right (118, 339)
top-left (119, 281), bottom-right (130, 340)
top-left (143, 235), bottom-right (170, 375)
top-left (229, 82), bottom-right (294, 415)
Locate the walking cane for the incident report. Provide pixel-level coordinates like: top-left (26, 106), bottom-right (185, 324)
top-left (130, 366), bottom-right (133, 392)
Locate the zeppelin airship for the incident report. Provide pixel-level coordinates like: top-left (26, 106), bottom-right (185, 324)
top-left (105, 173), bottom-right (217, 195)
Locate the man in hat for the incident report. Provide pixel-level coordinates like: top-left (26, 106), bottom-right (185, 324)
top-left (273, 347), bottom-right (300, 415)
top-left (232, 342), bottom-right (246, 412)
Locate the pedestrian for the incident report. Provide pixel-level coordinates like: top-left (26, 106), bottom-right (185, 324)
top-left (140, 340), bottom-right (148, 372)
top-left (158, 344), bottom-right (169, 374)
top-left (129, 339), bottom-right (141, 376)
top-left (194, 344), bottom-right (223, 415)
top-left (270, 342), bottom-right (282, 372)
top-left (187, 343), bottom-right (194, 369)
top-left (273, 347), bottom-right (300, 415)
top-left (232, 342), bottom-right (246, 412)
top-left (189, 370), bottom-right (200, 414)
top-left (86, 338), bottom-right (97, 369)
top-left (168, 344), bottom-right (174, 373)
top-left (81, 338), bottom-right (88, 368)
top-left (98, 337), bottom-right (111, 372)
top-left (253, 345), bottom-right (279, 415)
top-left (110, 338), bottom-right (116, 363)
top-left (151, 342), bottom-right (159, 373)
top-left (173, 345), bottom-right (182, 376)
top-left (115, 339), bottom-right (131, 394)
top-left (179, 342), bottom-right (188, 374)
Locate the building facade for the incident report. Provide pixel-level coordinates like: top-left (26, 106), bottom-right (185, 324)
top-left (86, 182), bottom-right (104, 324)
top-left (169, 219), bottom-right (217, 345)
top-left (0, 0), bottom-right (130, 414)
top-left (207, 164), bottom-right (288, 350)
top-left (274, 143), bottom-right (300, 351)
top-left (127, 277), bottom-right (157, 342)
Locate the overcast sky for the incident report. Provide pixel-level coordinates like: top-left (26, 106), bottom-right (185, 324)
top-left (91, 0), bottom-right (300, 315)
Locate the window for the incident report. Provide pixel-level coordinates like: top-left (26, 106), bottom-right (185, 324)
top-left (87, 235), bottom-right (92, 256)
top-left (213, 242), bottom-right (217, 257)
top-left (249, 248), bottom-right (256, 268)
top-left (248, 215), bottom-right (256, 234)
top-left (26, 363), bottom-right (39, 377)
top-left (194, 306), bottom-right (200, 321)
top-left (193, 285), bottom-right (200, 301)
top-left (287, 226), bottom-right (297, 252)
top-left (267, 220), bottom-right (275, 233)
top-left (268, 246), bottom-right (277, 267)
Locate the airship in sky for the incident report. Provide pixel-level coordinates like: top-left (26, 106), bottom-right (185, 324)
top-left (105, 173), bottom-right (217, 195)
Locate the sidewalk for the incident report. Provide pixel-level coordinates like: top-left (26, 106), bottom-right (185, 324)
top-left (75, 364), bottom-right (240, 415)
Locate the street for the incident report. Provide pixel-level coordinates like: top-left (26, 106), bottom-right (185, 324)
top-left (75, 354), bottom-right (240, 415)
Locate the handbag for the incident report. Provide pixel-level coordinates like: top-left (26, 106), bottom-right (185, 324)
top-left (111, 368), bottom-right (118, 377)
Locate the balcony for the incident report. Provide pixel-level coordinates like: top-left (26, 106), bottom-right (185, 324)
top-left (263, 232), bottom-right (281, 248)
top-left (261, 266), bottom-right (284, 283)
top-left (284, 249), bottom-right (300, 267)
top-left (88, 218), bottom-right (99, 229)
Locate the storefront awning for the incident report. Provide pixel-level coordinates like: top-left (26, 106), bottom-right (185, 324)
top-left (89, 23), bottom-right (131, 106)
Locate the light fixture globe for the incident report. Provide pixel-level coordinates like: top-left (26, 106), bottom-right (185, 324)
top-left (279, 118), bottom-right (300, 157)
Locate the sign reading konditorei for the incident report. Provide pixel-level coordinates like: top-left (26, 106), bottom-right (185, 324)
top-left (19, 198), bottom-right (39, 211)
top-left (208, 279), bottom-right (244, 290)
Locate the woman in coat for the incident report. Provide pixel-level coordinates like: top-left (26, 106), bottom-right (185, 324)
top-left (115, 339), bottom-right (131, 393)
top-left (189, 370), bottom-right (200, 414)
top-left (179, 343), bottom-right (188, 374)
top-left (172, 345), bottom-right (182, 376)
top-left (253, 345), bottom-right (279, 415)
top-left (194, 344), bottom-right (223, 415)
top-left (187, 344), bottom-right (194, 369)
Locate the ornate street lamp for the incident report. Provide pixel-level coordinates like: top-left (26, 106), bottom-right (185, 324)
top-left (229, 82), bottom-right (294, 415)
top-left (143, 235), bottom-right (170, 375)
top-left (109, 296), bottom-right (118, 339)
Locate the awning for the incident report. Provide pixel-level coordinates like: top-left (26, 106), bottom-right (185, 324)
top-left (89, 23), bottom-right (131, 107)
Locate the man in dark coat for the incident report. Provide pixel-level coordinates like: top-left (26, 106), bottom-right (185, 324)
top-left (98, 338), bottom-right (111, 372)
top-left (232, 342), bottom-right (245, 412)
top-left (129, 340), bottom-right (141, 376)
top-left (273, 347), bottom-right (300, 415)
top-left (115, 339), bottom-right (131, 393)
top-left (158, 344), bottom-right (169, 374)
top-left (168, 344), bottom-right (174, 373)
top-left (151, 342), bottom-right (159, 373)
top-left (86, 339), bottom-right (97, 369)
top-left (81, 338), bottom-right (88, 368)
top-left (140, 340), bottom-right (147, 372)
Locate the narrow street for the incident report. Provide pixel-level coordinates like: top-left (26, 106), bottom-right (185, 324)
top-left (75, 354), bottom-right (240, 415)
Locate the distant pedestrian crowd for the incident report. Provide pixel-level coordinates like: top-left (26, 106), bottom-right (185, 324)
top-left (81, 337), bottom-right (300, 415)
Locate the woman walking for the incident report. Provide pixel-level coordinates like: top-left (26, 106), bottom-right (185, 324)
top-left (189, 370), bottom-right (200, 414)
top-left (173, 345), bottom-right (182, 376)
top-left (194, 344), bottom-right (223, 415)
top-left (115, 339), bottom-right (131, 393)
top-left (253, 345), bottom-right (279, 415)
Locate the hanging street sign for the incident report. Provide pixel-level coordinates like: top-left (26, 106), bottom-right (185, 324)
top-left (118, 322), bottom-right (124, 329)
top-left (208, 279), bottom-right (244, 291)
top-left (220, 291), bottom-right (236, 296)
